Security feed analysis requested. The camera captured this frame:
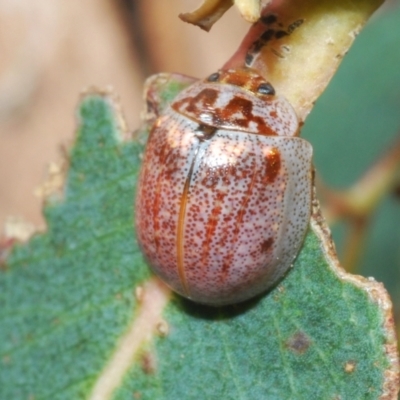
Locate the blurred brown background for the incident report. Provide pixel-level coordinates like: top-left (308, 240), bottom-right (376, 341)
top-left (0, 0), bottom-right (248, 230)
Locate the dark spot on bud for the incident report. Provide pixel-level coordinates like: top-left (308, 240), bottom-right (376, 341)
top-left (245, 53), bottom-right (254, 66)
top-left (288, 19), bottom-right (304, 34)
top-left (275, 30), bottom-right (288, 39)
top-left (261, 14), bottom-right (277, 25)
top-left (257, 83), bottom-right (275, 96)
top-left (260, 29), bottom-right (275, 42)
top-left (207, 72), bottom-right (220, 82)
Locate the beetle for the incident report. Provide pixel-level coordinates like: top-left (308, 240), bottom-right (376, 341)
top-left (135, 67), bottom-right (313, 306)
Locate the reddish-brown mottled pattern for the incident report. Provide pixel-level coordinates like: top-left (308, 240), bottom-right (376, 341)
top-left (263, 147), bottom-right (281, 184)
top-left (135, 68), bottom-right (313, 306)
top-left (261, 237), bottom-right (274, 253)
top-left (173, 88), bottom-right (219, 114)
top-left (172, 77), bottom-right (298, 138)
top-left (173, 91), bottom-right (276, 136)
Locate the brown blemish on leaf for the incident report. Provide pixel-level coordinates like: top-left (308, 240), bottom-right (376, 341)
top-left (2, 355), bottom-right (11, 365)
top-left (344, 360), bottom-right (357, 373)
top-left (273, 285), bottom-right (285, 301)
top-left (34, 160), bottom-right (68, 201)
top-left (286, 331), bottom-right (311, 354)
top-left (140, 351), bottom-right (157, 375)
top-left (156, 320), bottom-right (169, 337)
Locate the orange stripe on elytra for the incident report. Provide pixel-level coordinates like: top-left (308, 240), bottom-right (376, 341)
top-left (177, 145), bottom-right (203, 296)
top-left (176, 176), bottom-right (190, 296)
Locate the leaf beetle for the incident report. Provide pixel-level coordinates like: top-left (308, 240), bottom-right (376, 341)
top-left (135, 68), bottom-right (313, 306)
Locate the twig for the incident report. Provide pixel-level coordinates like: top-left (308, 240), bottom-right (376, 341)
top-left (318, 132), bottom-right (400, 271)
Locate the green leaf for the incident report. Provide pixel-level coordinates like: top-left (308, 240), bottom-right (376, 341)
top-left (0, 95), bottom-right (151, 399)
top-left (114, 228), bottom-right (395, 400)
top-left (0, 80), bottom-right (397, 399)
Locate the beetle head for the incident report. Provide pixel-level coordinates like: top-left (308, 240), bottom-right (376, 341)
top-left (206, 68), bottom-right (276, 97)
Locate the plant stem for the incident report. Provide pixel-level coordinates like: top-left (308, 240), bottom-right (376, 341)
top-left (226, 0), bottom-right (384, 121)
top-left (319, 133), bottom-right (400, 271)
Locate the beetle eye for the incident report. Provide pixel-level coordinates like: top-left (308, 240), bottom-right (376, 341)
top-left (257, 83), bottom-right (275, 96)
top-left (207, 72), bottom-right (220, 82)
